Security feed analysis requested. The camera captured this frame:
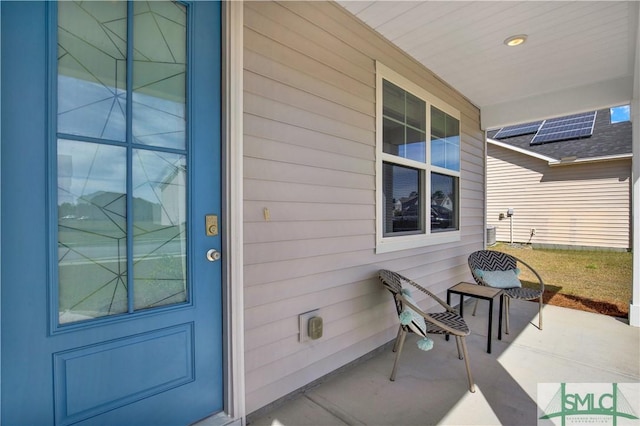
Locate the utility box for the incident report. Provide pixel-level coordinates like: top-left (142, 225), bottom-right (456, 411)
top-left (487, 226), bottom-right (496, 246)
top-left (299, 309), bottom-right (320, 342)
top-left (308, 316), bottom-right (323, 340)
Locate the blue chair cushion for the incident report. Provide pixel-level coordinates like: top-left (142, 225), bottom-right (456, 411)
top-left (474, 268), bottom-right (522, 289)
top-left (399, 289), bottom-right (433, 351)
top-left (399, 288), bottom-right (427, 336)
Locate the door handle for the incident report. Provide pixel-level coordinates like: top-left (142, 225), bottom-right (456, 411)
top-left (206, 249), bottom-right (221, 262)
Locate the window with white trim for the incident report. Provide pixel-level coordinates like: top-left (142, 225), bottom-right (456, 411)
top-left (376, 63), bottom-right (461, 253)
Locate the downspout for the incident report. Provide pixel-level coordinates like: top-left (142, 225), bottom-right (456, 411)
top-left (630, 2), bottom-right (640, 327)
top-left (509, 215), bottom-right (514, 244)
top-left (484, 129), bottom-right (487, 248)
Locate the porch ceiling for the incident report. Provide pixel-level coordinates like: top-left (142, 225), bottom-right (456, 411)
top-left (337, 1), bottom-right (640, 129)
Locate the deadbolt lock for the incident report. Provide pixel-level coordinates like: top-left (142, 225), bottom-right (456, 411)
top-left (205, 215), bottom-right (218, 236)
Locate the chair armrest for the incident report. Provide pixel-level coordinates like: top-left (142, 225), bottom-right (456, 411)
top-left (396, 293), bottom-right (466, 336)
top-left (379, 269), bottom-right (458, 313)
top-left (398, 279), bottom-right (457, 314)
top-left (512, 255), bottom-right (545, 292)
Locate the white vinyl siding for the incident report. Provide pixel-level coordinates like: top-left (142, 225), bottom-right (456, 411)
top-left (487, 143), bottom-right (631, 250)
top-left (243, 1), bottom-right (485, 413)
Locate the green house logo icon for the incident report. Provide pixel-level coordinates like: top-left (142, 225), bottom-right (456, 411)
top-left (539, 383), bottom-right (639, 425)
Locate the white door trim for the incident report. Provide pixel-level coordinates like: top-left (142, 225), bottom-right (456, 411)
top-left (222, 0), bottom-right (246, 422)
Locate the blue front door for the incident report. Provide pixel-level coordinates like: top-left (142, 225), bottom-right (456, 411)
top-left (1, 1), bottom-right (223, 424)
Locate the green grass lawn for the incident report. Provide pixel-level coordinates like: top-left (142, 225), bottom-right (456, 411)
top-left (489, 243), bottom-right (632, 317)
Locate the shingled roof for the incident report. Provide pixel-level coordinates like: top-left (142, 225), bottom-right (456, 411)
top-left (487, 107), bottom-right (632, 161)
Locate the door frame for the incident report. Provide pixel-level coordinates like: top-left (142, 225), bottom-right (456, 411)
top-left (0, 2), bottom-right (246, 424)
top-left (220, 1), bottom-right (246, 424)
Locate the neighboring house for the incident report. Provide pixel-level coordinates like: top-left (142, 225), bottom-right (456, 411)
top-left (486, 107), bottom-right (632, 250)
top-left (432, 193), bottom-right (454, 210)
top-left (1, 2), bottom-right (485, 425)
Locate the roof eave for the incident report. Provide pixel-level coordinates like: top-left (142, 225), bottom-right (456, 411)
top-left (487, 138), bottom-right (632, 166)
top-left (548, 153), bottom-right (633, 167)
top-left (487, 138), bottom-right (556, 162)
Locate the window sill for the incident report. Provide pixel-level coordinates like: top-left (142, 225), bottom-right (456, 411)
top-left (375, 230), bottom-right (461, 254)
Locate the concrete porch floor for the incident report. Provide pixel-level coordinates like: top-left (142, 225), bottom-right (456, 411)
top-left (245, 299), bottom-right (640, 426)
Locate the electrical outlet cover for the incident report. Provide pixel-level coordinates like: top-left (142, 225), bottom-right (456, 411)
top-left (298, 309), bottom-right (319, 342)
top-left (308, 316), bottom-right (323, 340)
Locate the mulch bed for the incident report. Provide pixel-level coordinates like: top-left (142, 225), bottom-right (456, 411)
top-left (541, 290), bottom-right (628, 318)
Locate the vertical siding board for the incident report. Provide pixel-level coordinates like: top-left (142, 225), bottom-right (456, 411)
top-left (243, 1), bottom-right (485, 413)
top-left (487, 144), bottom-right (631, 249)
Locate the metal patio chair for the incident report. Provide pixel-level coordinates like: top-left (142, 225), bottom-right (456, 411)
top-left (468, 250), bottom-right (544, 334)
top-left (378, 270), bottom-right (475, 393)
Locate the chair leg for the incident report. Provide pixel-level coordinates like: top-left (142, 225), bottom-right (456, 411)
top-left (392, 325), bottom-right (403, 352)
top-left (472, 299), bottom-right (479, 316)
top-left (454, 334), bottom-right (463, 360)
top-left (505, 297), bottom-right (510, 335)
top-left (538, 295), bottom-right (543, 330)
top-left (390, 328), bottom-right (407, 381)
top-left (458, 336), bottom-right (475, 393)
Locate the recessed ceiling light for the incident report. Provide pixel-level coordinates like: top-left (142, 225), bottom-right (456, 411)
top-left (504, 34), bottom-right (527, 47)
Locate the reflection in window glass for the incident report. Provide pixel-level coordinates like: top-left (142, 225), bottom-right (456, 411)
top-left (405, 91), bottom-right (425, 129)
top-left (58, 140), bottom-right (128, 323)
top-left (133, 1), bottom-right (187, 149)
top-left (57, 1), bottom-right (127, 141)
top-left (431, 107), bottom-right (460, 171)
top-left (133, 150), bottom-right (187, 310)
top-left (431, 172), bottom-right (458, 232)
top-left (382, 80), bottom-right (426, 163)
top-left (57, 0), bottom-right (190, 325)
top-left (383, 117), bottom-right (404, 156)
top-left (383, 79), bottom-right (405, 122)
top-left (383, 162), bottom-right (423, 235)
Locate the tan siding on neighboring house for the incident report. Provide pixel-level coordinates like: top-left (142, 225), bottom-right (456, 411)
top-left (243, 1), bottom-right (485, 413)
top-left (487, 144), bottom-right (631, 249)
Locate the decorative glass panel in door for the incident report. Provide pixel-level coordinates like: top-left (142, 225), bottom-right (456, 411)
top-left (57, 0), bottom-right (189, 324)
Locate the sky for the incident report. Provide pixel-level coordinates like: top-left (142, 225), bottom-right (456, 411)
top-left (610, 105), bottom-right (630, 124)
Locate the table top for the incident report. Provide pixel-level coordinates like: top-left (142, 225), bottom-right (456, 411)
top-left (448, 282), bottom-right (503, 298)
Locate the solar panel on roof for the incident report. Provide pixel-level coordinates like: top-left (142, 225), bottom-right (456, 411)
top-left (530, 111), bottom-right (596, 145)
top-left (493, 121), bottom-right (543, 139)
